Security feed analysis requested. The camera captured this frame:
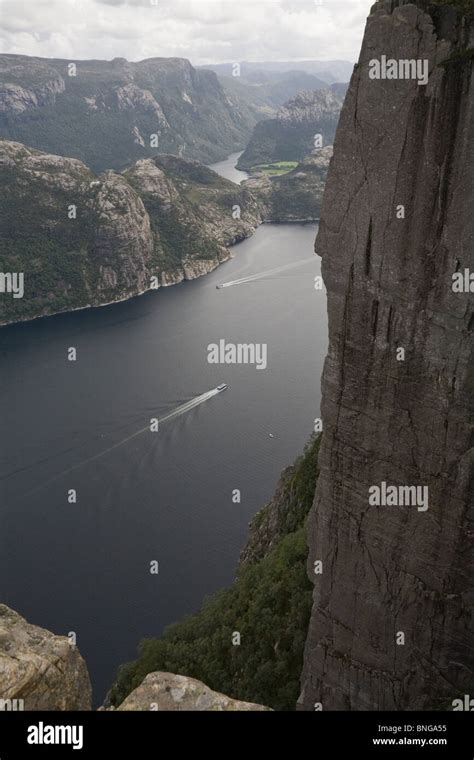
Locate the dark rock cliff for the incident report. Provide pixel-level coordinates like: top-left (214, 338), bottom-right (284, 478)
top-left (299, 0), bottom-right (473, 710)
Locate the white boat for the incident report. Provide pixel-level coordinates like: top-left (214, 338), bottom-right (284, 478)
top-left (217, 383), bottom-right (228, 392)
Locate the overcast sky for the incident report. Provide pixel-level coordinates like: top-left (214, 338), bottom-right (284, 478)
top-left (0, 0), bottom-right (372, 64)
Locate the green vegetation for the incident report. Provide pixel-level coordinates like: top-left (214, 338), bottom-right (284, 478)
top-left (252, 161), bottom-right (299, 176)
top-left (0, 238), bottom-right (93, 322)
top-left (108, 435), bottom-right (321, 711)
top-left (0, 163), bottom-right (102, 323)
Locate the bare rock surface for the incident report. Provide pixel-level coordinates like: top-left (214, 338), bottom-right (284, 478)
top-left (299, 0), bottom-right (473, 711)
top-left (0, 605), bottom-right (92, 711)
top-left (114, 672), bottom-right (272, 711)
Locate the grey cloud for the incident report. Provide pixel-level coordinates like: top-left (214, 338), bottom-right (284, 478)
top-left (0, 0), bottom-right (370, 64)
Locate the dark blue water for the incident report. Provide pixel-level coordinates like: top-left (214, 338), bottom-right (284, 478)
top-left (0, 222), bottom-right (326, 704)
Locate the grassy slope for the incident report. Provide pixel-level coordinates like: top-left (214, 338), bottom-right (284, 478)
top-left (253, 161), bottom-right (299, 176)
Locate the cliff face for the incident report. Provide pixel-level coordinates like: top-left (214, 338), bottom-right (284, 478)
top-left (0, 140), bottom-right (261, 326)
top-left (299, 1), bottom-right (473, 710)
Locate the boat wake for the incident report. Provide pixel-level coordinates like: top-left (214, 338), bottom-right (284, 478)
top-left (20, 387), bottom-right (225, 496)
top-left (216, 256), bottom-right (315, 289)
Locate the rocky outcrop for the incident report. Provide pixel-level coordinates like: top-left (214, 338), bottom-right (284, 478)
top-left (112, 672), bottom-right (271, 711)
top-left (0, 605), bottom-right (91, 711)
top-left (237, 86), bottom-right (345, 169)
top-left (0, 140), bottom-right (261, 326)
top-left (244, 147), bottom-right (332, 222)
top-left (0, 54), bottom-right (253, 170)
top-left (299, 1), bottom-right (473, 711)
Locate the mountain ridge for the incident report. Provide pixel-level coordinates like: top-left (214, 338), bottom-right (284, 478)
top-left (0, 54), bottom-right (255, 171)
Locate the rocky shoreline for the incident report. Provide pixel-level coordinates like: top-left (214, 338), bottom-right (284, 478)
top-left (0, 141), bottom-right (261, 328)
top-left (0, 241), bottom-right (236, 330)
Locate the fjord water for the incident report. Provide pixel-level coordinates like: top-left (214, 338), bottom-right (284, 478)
top-left (0, 167), bottom-right (326, 705)
top-left (208, 151), bottom-right (249, 184)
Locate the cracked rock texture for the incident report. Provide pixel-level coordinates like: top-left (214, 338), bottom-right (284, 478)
top-left (0, 605), bottom-right (91, 710)
top-left (299, 0), bottom-right (473, 711)
top-left (113, 672), bottom-right (271, 711)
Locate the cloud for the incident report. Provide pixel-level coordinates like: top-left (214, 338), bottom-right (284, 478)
top-left (0, 0), bottom-right (371, 64)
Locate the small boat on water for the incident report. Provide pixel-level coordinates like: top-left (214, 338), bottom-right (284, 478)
top-left (268, 433), bottom-right (275, 438)
top-left (217, 383), bottom-right (228, 392)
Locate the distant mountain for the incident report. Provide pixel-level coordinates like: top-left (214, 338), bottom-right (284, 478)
top-left (0, 55), bottom-right (256, 172)
top-left (0, 140), bottom-right (261, 326)
top-left (237, 86), bottom-right (346, 170)
top-left (201, 63), bottom-right (344, 124)
top-left (218, 69), bottom-right (333, 119)
top-left (201, 60), bottom-right (354, 85)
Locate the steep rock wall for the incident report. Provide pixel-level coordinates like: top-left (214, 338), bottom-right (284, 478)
top-left (299, 0), bottom-right (473, 710)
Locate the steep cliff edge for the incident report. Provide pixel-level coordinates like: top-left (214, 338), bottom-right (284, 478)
top-left (299, 0), bottom-right (473, 710)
